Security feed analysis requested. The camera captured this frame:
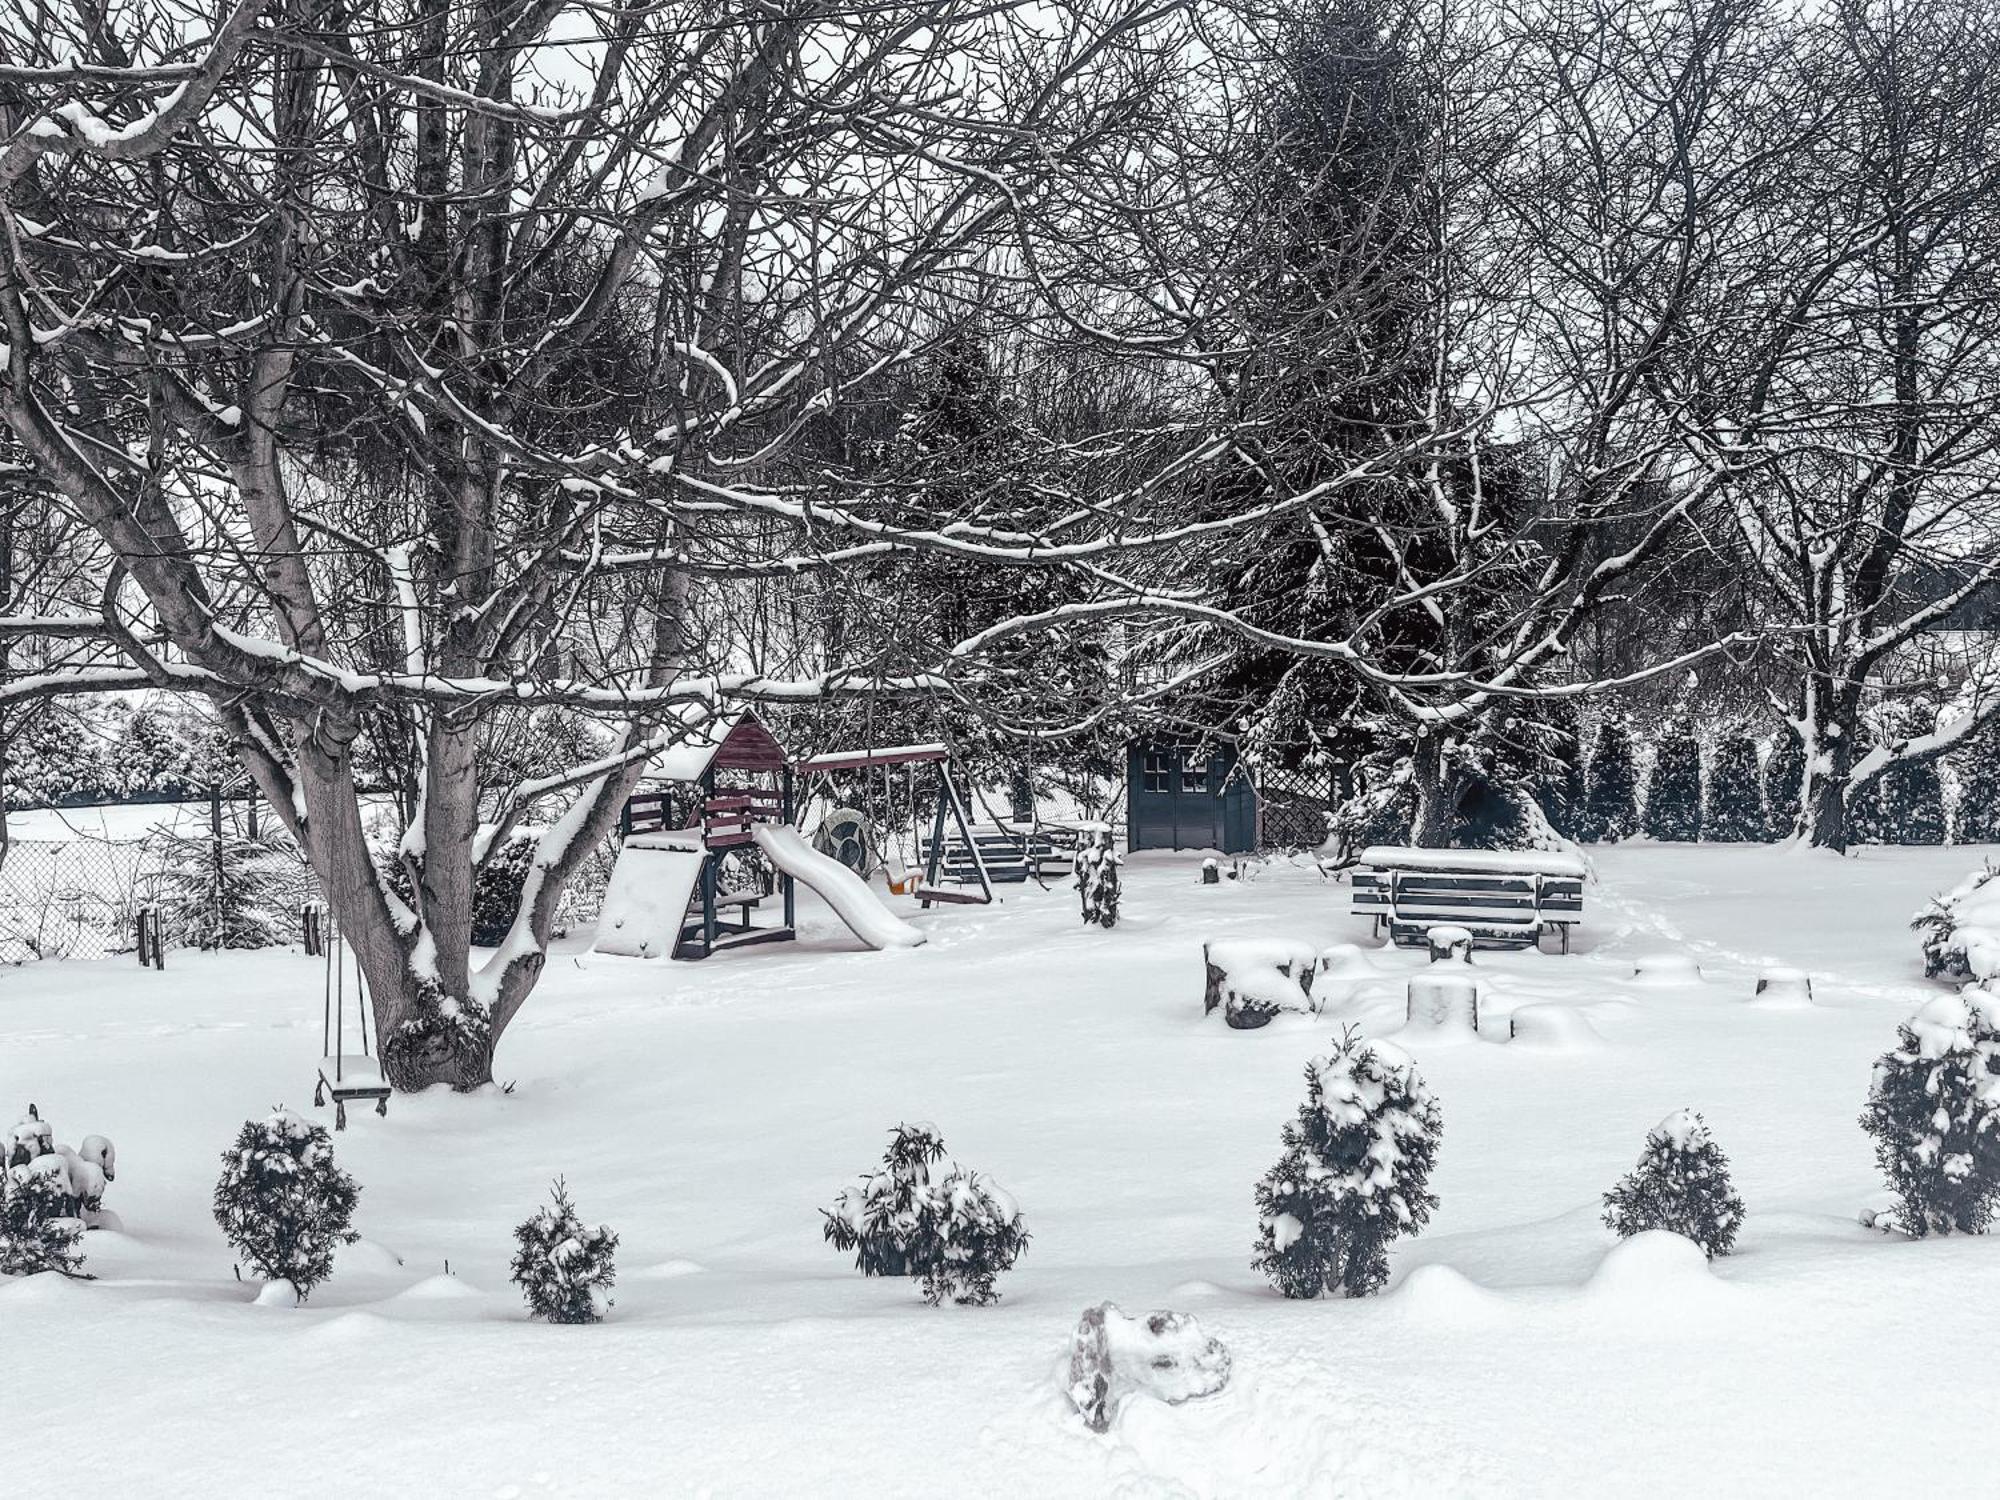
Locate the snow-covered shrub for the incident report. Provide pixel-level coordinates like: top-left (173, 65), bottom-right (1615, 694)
top-left (1074, 832), bottom-right (1121, 929)
top-left (6, 1105), bottom-right (116, 1227)
top-left (1859, 992), bottom-right (2000, 1237)
top-left (0, 1156), bottom-right (87, 1278)
top-left (822, 1124), bottom-right (1030, 1306)
top-left (1953, 720), bottom-right (2000, 844)
top-left (212, 1111), bottom-right (360, 1299)
top-left (1642, 727), bottom-right (1703, 842)
top-left (1252, 1029), bottom-right (1441, 1298)
top-left (510, 1179), bottom-right (619, 1324)
top-left (153, 826), bottom-right (302, 950)
top-left (1913, 864), bottom-right (2000, 984)
top-left (1602, 1109), bottom-right (1745, 1258)
top-left (380, 830), bottom-right (537, 946)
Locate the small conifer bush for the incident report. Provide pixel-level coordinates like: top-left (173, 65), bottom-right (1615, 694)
top-left (1860, 993), bottom-right (2000, 1236)
top-left (0, 1157), bottom-right (87, 1278)
top-left (212, 1111), bottom-right (360, 1300)
top-left (1602, 1109), bottom-right (1746, 1258)
top-left (511, 1179), bottom-right (619, 1324)
top-left (1253, 1029), bottom-right (1441, 1298)
top-left (823, 1124), bottom-right (1029, 1306)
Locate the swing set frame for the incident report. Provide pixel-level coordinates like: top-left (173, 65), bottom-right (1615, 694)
top-left (793, 743), bottom-right (996, 907)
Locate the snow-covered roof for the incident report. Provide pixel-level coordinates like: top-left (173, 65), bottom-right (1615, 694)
top-left (1356, 845), bottom-right (1588, 879)
top-left (643, 705), bottom-right (788, 784)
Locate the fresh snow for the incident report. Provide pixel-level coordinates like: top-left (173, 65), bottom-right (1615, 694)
top-left (6, 843), bottom-right (2000, 1496)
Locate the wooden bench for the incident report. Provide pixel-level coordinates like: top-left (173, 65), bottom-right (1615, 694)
top-left (1349, 846), bottom-right (1585, 953)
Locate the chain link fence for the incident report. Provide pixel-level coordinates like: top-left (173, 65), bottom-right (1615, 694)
top-left (0, 794), bottom-right (615, 965)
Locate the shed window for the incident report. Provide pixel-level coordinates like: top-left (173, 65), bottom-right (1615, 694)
top-left (1142, 751), bottom-right (1172, 794)
top-left (1181, 757), bottom-right (1210, 793)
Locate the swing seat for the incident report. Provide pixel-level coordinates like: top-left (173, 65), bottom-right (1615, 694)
top-left (915, 885), bottom-right (990, 906)
top-left (315, 1057), bottom-right (391, 1131)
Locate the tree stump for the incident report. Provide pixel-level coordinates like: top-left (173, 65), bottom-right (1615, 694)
top-left (1203, 938), bottom-right (1319, 1024)
top-left (1407, 961), bottom-right (1480, 1035)
top-left (1753, 967), bottom-right (1813, 1006)
top-left (1426, 925), bottom-right (1475, 963)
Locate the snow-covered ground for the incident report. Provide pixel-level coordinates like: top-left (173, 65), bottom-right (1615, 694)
top-left (5, 843), bottom-right (1996, 1498)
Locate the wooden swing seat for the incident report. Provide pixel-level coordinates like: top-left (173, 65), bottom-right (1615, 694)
top-left (916, 886), bottom-right (989, 906)
top-left (315, 1058), bottom-right (391, 1131)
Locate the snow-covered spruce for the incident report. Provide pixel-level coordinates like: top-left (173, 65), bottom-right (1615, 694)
top-left (212, 1111), bottom-right (360, 1301)
top-left (0, 1155), bottom-right (87, 1278)
top-left (1601, 1109), bottom-right (1746, 1258)
top-left (1253, 1029), bottom-right (1441, 1298)
top-left (1859, 992), bottom-right (2000, 1237)
top-left (1912, 864), bottom-right (2000, 985)
top-left (153, 826), bottom-right (303, 950)
top-left (510, 1179), bottom-right (618, 1324)
top-left (1074, 831), bottom-right (1122, 929)
top-left (7, 1104), bottom-right (116, 1227)
top-left (822, 1124), bottom-right (1029, 1306)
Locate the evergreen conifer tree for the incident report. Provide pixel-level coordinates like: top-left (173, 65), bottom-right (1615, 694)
top-left (1871, 759), bottom-right (1948, 845)
top-left (0, 1157), bottom-right (87, 1277)
top-left (212, 1111), bottom-right (359, 1300)
top-left (1583, 717), bottom-right (1639, 842)
top-left (823, 1124), bottom-right (1030, 1306)
top-left (1252, 1030), bottom-right (1440, 1298)
top-left (155, 825), bottom-right (300, 950)
top-left (1765, 725), bottom-right (1806, 837)
top-left (511, 1179), bottom-right (619, 1324)
top-left (1951, 721), bottom-right (2000, 844)
top-left (1642, 727), bottom-right (1703, 842)
top-left (1602, 1110), bottom-right (1746, 1257)
top-left (1704, 734), bottom-right (1770, 842)
top-left (1860, 993), bottom-right (2000, 1236)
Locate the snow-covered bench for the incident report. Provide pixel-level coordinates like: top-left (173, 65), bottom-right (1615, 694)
top-left (1350, 846), bottom-right (1585, 953)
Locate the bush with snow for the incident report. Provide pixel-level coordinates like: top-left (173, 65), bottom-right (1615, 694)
top-left (1602, 1110), bottom-right (1745, 1258)
top-left (823, 1124), bottom-right (1029, 1306)
top-left (510, 1179), bottom-right (619, 1324)
top-left (212, 1111), bottom-right (360, 1300)
top-left (381, 830), bottom-right (538, 947)
top-left (1859, 992), bottom-right (2000, 1237)
top-left (1074, 832), bottom-right (1121, 929)
top-left (1253, 1029), bottom-right (1441, 1298)
top-left (0, 1155), bottom-right (87, 1278)
top-left (6, 1104), bottom-right (116, 1228)
top-left (1913, 864), bottom-right (2000, 985)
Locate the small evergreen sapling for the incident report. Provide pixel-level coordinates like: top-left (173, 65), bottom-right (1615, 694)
top-left (1859, 992), bottom-right (2000, 1236)
top-left (1601, 1109), bottom-right (1746, 1258)
top-left (510, 1179), bottom-right (619, 1324)
top-left (0, 1157), bottom-right (87, 1278)
top-left (212, 1111), bottom-right (360, 1300)
top-left (822, 1124), bottom-right (1030, 1306)
top-left (1252, 1030), bottom-right (1441, 1298)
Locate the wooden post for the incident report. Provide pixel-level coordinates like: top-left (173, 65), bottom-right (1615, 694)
top-left (781, 765), bottom-right (796, 932)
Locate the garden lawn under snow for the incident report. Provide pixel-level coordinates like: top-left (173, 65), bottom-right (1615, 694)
top-left (4, 843), bottom-right (1996, 1498)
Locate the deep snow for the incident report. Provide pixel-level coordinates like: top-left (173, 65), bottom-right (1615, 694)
top-left (5, 842), bottom-right (1999, 1498)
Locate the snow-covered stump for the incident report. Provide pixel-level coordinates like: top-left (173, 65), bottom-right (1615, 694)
top-left (1506, 1004), bottom-right (1599, 1048)
top-left (1406, 960), bottom-right (1480, 1036)
top-left (1200, 858), bottom-right (1220, 886)
top-left (1426, 925), bottom-right (1475, 963)
top-left (1065, 1302), bottom-right (1231, 1433)
top-left (1631, 952), bottom-right (1703, 985)
top-left (1202, 939), bottom-right (1319, 1029)
top-left (1752, 967), bottom-right (1813, 1007)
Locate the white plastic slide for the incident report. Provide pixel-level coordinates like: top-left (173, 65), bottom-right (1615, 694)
top-left (592, 829), bottom-right (707, 958)
top-left (752, 822), bottom-right (926, 951)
